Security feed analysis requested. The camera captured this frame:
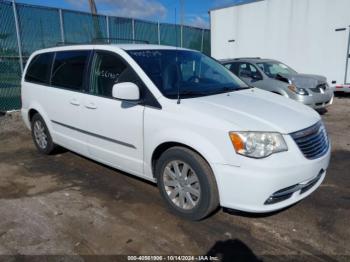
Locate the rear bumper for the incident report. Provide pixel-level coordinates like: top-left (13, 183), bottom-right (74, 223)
top-left (21, 108), bottom-right (31, 129)
top-left (334, 85), bottom-right (350, 93)
top-left (212, 136), bottom-right (331, 213)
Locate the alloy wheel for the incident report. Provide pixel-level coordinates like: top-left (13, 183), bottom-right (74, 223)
top-left (163, 160), bottom-right (201, 210)
top-left (33, 120), bottom-right (48, 149)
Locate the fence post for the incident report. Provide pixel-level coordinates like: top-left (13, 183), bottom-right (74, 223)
top-left (180, 24), bottom-right (183, 47)
top-left (12, 0), bottom-right (23, 74)
top-left (132, 19), bottom-right (135, 43)
top-left (344, 26), bottom-right (350, 84)
top-left (106, 15), bottom-right (110, 41)
top-left (59, 9), bottom-right (65, 43)
top-left (201, 29), bottom-right (204, 52)
top-left (157, 21), bottom-right (160, 45)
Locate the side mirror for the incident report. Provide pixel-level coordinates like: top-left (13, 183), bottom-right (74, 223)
top-left (112, 82), bottom-right (140, 101)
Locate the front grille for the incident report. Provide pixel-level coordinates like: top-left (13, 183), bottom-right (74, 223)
top-left (315, 100), bottom-right (331, 106)
top-left (291, 122), bottom-right (329, 160)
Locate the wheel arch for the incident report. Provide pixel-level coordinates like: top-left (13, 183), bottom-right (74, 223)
top-left (28, 108), bottom-right (39, 122)
top-left (26, 104), bottom-right (53, 134)
top-left (151, 141), bottom-right (213, 180)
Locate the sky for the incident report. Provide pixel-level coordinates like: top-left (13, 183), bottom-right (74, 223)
top-left (14, 0), bottom-right (254, 29)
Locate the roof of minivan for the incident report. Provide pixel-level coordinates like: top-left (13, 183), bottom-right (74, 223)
top-left (33, 44), bottom-right (192, 54)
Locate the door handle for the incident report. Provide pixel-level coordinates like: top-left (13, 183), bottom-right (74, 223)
top-left (70, 99), bottom-right (80, 106)
top-left (85, 102), bottom-right (97, 109)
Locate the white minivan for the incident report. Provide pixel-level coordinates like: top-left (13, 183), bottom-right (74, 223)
top-left (21, 44), bottom-right (331, 220)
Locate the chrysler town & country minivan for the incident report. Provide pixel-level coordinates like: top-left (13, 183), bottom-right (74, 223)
top-left (21, 44), bottom-right (331, 220)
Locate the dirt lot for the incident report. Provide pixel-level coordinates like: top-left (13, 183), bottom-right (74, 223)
top-left (0, 96), bottom-right (349, 261)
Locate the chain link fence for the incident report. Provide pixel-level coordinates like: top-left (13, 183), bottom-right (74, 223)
top-left (0, 0), bottom-right (211, 111)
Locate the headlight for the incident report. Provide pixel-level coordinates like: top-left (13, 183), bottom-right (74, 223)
top-left (229, 132), bottom-right (288, 158)
top-left (288, 85), bottom-right (309, 95)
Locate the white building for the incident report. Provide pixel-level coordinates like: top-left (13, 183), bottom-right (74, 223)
top-left (210, 0), bottom-right (350, 86)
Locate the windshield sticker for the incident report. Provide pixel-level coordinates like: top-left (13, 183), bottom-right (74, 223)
top-left (129, 50), bottom-right (162, 58)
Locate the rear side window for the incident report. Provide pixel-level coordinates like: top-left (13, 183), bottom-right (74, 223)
top-left (25, 53), bottom-right (54, 84)
top-left (51, 50), bottom-right (90, 91)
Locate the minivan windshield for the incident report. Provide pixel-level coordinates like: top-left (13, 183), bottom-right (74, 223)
top-left (127, 50), bottom-right (248, 99)
top-left (257, 62), bottom-right (297, 78)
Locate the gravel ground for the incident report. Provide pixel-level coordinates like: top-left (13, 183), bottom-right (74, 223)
top-left (0, 95), bottom-right (349, 261)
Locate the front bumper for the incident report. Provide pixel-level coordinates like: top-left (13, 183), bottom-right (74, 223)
top-left (291, 90), bottom-right (334, 109)
top-left (212, 135), bottom-right (331, 213)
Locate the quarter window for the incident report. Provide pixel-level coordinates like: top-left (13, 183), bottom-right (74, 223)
top-left (25, 53), bottom-right (54, 84)
top-left (51, 51), bottom-right (90, 91)
top-left (90, 52), bottom-right (138, 97)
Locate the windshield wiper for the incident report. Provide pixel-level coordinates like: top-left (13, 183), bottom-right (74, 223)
top-left (171, 86), bottom-right (251, 99)
top-left (236, 86), bottom-right (252, 90)
top-left (214, 86), bottom-right (251, 93)
top-left (179, 90), bottom-right (209, 96)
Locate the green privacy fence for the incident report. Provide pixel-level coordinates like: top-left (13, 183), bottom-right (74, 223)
top-left (0, 1), bottom-right (21, 110)
top-left (0, 0), bottom-right (211, 111)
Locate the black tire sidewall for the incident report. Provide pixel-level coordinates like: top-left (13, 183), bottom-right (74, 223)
top-left (31, 114), bottom-right (54, 154)
top-left (156, 147), bottom-right (216, 220)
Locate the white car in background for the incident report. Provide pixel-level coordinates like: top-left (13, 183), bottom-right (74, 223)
top-left (335, 84), bottom-right (350, 93)
top-left (21, 44), bottom-right (331, 220)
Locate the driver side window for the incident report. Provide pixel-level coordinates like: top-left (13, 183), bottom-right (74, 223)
top-left (238, 63), bottom-right (262, 80)
top-left (90, 51), bottom-right (139, 98)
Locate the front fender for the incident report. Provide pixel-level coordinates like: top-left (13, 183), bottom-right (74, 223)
top-left (144, 127), bottom-right (232, 178)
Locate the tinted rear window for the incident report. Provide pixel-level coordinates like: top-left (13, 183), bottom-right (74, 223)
top-left (51, 50), bottom-right (90, 91)
top-left (25, 53), bottom-right (54, 84)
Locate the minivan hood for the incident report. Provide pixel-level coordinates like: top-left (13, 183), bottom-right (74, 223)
top-left (278, 73), bottom-right (327, 89)
top-left (182, 88), bottom-right (320, 133)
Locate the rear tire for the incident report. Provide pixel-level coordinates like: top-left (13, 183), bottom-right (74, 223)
top-left (31, 113), bottom-right (56, 154)
top-left (155, 146), bottom-right (219, 220)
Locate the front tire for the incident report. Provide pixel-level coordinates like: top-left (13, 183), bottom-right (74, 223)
top-left (31, 113), bottom-right (56, 154)
top-left (155, 146), bottom-right (219, 220)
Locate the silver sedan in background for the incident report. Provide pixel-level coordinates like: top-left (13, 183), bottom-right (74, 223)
top-left (221, 58), bottom-right (334, 110)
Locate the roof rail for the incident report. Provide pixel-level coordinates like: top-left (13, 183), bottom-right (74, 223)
top-left (56, 41), bottom-right (84, 46)
top-left (55, 37), bottom-right (150, 47)
top-left (233, 57), bottom-right (261, 60)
